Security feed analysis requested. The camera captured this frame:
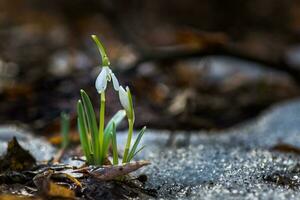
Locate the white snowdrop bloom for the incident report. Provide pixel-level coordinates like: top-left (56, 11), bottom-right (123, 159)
top-left (118, 86), bottom-right (130, 112)
top-left (95, 66), bottom-right (119, 93)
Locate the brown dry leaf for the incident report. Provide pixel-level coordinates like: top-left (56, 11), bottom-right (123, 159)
top-left (33, 169), bottom-right (77, 199)
top-left (54, 172), bottom-right (82, 188)
top-left (0, 194), bottom-right (41, 200)
top-left (89, 160), bottom-right (150, 181)
top-left (47, 182), bottom-right (75, 199)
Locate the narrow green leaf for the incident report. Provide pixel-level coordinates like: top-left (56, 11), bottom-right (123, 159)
top-left (80, 89), bottom-right (99, 163)
top-left (127, 126), bottom-right (146, 162)
top-left (111, 123), bottom-right (118, 165)
top-left (77, 100), bottom-right (92, 163)
top-left (104, 110), bottom-right (126, 136)
top-left (129, 145), bottom-right (145, 161)
top-left (102, 110), bottom-right (126, 158)
top-left (78, 118), bottom-right (92, 163)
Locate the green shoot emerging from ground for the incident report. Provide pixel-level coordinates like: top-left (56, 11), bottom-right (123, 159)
top-left (77, 35), bottom-right (146, 166)
top-left (60, 112), bottom-right (70, 149)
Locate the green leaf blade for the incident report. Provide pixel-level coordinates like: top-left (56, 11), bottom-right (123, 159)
top-left (111, 123), bottom-right (118, 165)
top-left (77, 100), bottom-right (92, 163)
top-left (127, 126), bottom-right (146, 162)
top-left (80, 90), bottom-right (99, 164)
top-left (130, 145), bottom-right (145, 161)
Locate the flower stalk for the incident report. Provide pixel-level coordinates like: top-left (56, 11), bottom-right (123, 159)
top-left (99, 91), bottom-right (106, 164)
top-left (118, 86), bottom-right (136, 163)
top-left (123, 118), bottom-right (134, 163)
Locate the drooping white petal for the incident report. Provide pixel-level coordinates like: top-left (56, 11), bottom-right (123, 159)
top-left (111, 72), bottom-right (119, 91)
top-left (95, 68), bottom-right (108, 93)
top-left (118, 86), bottom-right (130, 111)
top-left (105, 67), bottom-right (112, 81)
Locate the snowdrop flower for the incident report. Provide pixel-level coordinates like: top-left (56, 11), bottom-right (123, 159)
top-left (119, 86), bottom-right (130, 111)
top-left (95, 66), bottom-right (119, 93)
top-left (119, 86), bottom-right (134, 121)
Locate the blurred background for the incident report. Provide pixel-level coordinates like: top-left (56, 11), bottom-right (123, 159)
top-left (1, 0), bottom-right (300, 135)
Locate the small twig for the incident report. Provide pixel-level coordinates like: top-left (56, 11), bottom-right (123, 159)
top-left (52, 148), bottom-right (66, 163)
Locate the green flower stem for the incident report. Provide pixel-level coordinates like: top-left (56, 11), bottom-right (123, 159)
top-left (122, 118), bottom-right (134, 163)
top-left (99, 91), bottom-right (106, 164)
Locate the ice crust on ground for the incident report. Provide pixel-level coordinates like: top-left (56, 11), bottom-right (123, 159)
top-left (118, 99), bottom-right (300, 199)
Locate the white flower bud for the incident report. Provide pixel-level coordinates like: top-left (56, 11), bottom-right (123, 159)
top-left (118, 86), bottom-right (130, 111)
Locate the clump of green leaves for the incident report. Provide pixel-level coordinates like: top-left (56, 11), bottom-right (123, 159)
top-left (77, 35), bottom-right (146, 166)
